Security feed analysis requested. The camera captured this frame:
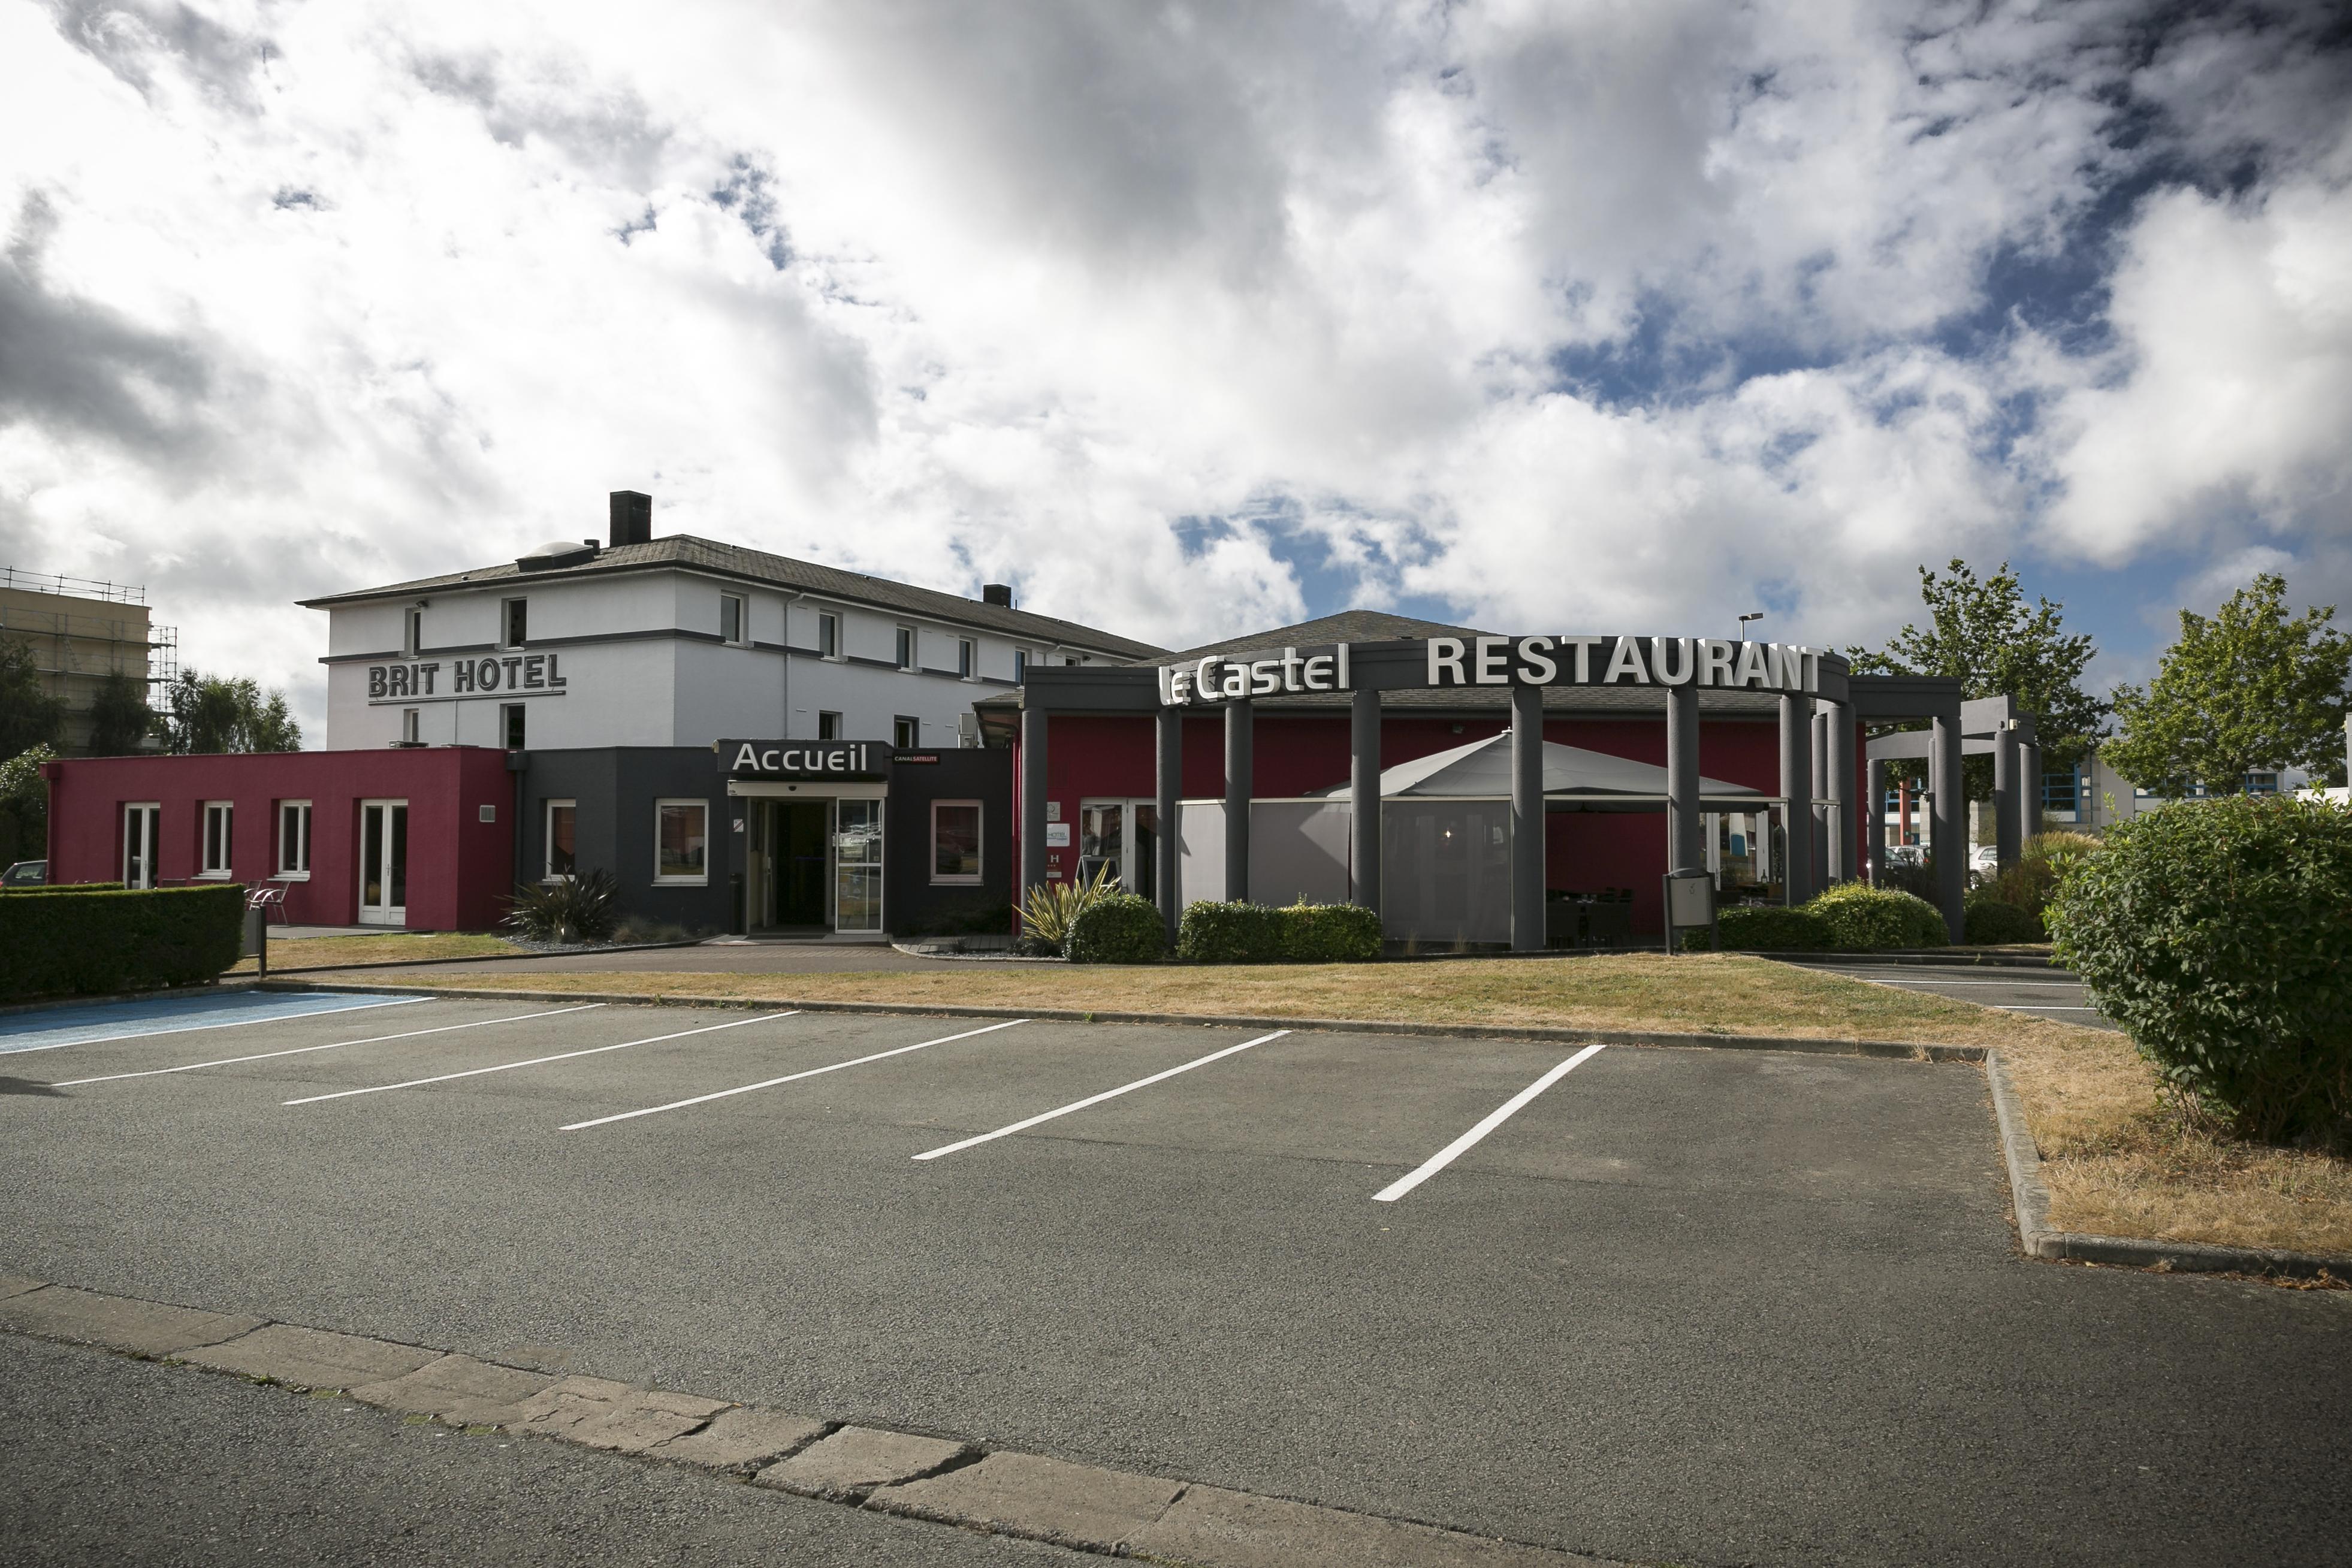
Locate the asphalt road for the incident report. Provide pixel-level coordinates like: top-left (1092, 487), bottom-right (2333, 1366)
top-left (1, 989), bottom-right (2344, 1566)
top-left (1785, 957), bottom-right (2121, 1030)
top-left (0, 1332), bottom-right (1086, 1566)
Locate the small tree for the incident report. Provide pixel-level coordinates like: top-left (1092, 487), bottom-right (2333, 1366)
top-left (154, 670), bottom-right (304, 754)
top-left (0, 744), bottom-right (53, 864)
top-left (1847, 560), bottom-right (2108, 797)
top-left (2104, 574), bottom-right (2352, 796)
top-left (0, 636), bottom-right (65, 761)
top-left (86, 670), bottom-right (155, 756)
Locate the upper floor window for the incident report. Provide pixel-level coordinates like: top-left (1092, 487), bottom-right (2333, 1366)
top-left (893, 715), bottom-right (919, 749)
top-left (957, 638), bottom-right (975, 678)
top-left (401, 708), bottom-right (421, 745)
top-left (1013, 649), bottom-right (1028, 682)
top-left (895, 626), bottom-right (916, 670)
top-left (1065, 655), bottom-right (1081, 667)
top-left (720, 593), bottom-right (745, 645)
top-left (403, 607), bottom-right (422, 657)
top-left (200, 801), bottom-right (234, 878)
top-left (817, 611), bottom-right (840, 658)
top-left (817, 710), bottom-right (842, 741)
top-left (502, 703), bottom-right (526, 750)
top-left (502, 597), bottom-right (528, 648)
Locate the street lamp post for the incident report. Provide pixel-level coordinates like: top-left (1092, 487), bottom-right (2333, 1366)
top-left (1738, 612), bottom-right (1764, 641)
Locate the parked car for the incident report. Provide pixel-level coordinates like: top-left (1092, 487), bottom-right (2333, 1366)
top-left (1883, 844), bottom-right (1925, 868)
top-left (1, 859), bottom-right (48, 887)
top-left (1969, 845), bottom-right (2001, 874)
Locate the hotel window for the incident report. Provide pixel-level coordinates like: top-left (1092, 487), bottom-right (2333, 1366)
top-left (502, 703), bottom-right (526, 750)
top-left (817, 710), bottom-right (842, 741)
top-left (895, 625), bottom-right (916, 670)
top-left (931, 801), bottom-right (982, 884)
top-left (544, 799), bottom-right (577, 880)
top-left (276, 801), bottom-right (312, 878)
top-left (200, 801), bottom-right (234, 878)
top-left (1013, 649), bottom-right (1028, 682)
top-left (401, 708), bottom-right (421, 745)
top-left (720, 593), bottom-right (745, 645)
top-left (655, 800), bottom-right (709, 884)
top-left (893, 715), bottom-right (919, 750)
top-left (817, 611), bottom-right (840, 658)
top-left (502, 597), bottom-right (528, 648)
top-left (403, 606), bottom-right (422, 657)
top-left (957, 638), bottom-right (975, 678)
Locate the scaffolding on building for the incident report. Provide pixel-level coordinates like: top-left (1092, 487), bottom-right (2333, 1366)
top-left (1, 567), bottom-right (177, 754)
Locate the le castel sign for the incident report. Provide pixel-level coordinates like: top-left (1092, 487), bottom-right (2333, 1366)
top-left (1160, 636), bottom-right (1820, 706)
top-left (721, 739), bottom-right (885, 779)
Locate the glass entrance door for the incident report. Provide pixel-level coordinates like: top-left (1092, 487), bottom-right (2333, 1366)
top-left (358, 800), bottom-right (408, 926)
top-left (834, 799), bottom-right (881, 932)
top-left (1078, 799), bottom-right (1158, 899)
top-left (122, 803), bottom-right (159, 889)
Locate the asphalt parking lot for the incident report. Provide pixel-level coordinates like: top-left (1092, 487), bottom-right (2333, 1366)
top-left (1785, 957), bottom-right (2119, 1030)
top-left (2, 988), bottom-right (2345, 1566)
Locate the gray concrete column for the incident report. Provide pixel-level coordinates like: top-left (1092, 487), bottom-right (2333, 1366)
top-left (1350, 688), bottom-right (1381, 917)
top-left (1995, 722), bottom-right (2022, 869)
top-left (1779, 694), bottom-right (1813, 905)
top-left (1224, 699), bottom-right (1252, 904)
top-left (1020, 704), bottom-right (1048, 911)
top-left (1810, 709), bottom-right (1831, 893)
top-left (1511, 683), bottom-right (1545, 952)
top-left (2020, 741), bottom-right (2042, 839)
top-left (1865, 757), bottom-right (1888, 885)
top-left (1155, 705), bottom-right (1181, 940)
top-left (1931, 709), bottom-right (1965, 940)
top-left (1666, 682), bottom-right (1702, 871)
top-left (1825, 700), bottom-right (1854, 884)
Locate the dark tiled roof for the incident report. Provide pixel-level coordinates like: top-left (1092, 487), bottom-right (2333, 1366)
top-left (298, 535), bottom-right (1166, 660)
top-left (1140, 609), bottom-right (1491, 666)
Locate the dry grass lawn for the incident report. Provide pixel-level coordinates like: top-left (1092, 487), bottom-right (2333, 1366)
top-left (231, 932), bottom-right (526, 973)
top-left (412, 953), bottom-right (2351, 1260)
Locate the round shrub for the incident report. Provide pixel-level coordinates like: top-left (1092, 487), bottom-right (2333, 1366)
top-left (1684, 905), bottom-right (1832, 951)
top-left (1065, 893), bottom-right (1166, 964)
top-left (1176, 901), bottom-right (1288, 962)
top-left (1807, 883), bottom-right (1947, 950)
top-left (1283, 901), bottom-right (1383, 962)
top-left (1962, 894), bottom-right (2043, 945)
top-left (2049, 794), bottom-right (2352, 1147)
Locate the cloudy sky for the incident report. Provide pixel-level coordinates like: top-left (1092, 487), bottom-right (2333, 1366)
top-left (3, 0), bottom-right (2348, 740)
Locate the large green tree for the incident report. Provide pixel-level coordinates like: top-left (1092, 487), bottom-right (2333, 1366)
top-left (2105, 573), bottom-right (2352, 796)
top-left (0, 743), bottom-right (53, 864)
top-left (1847, 560), bottom-right (2108, 794)
top-left (86, 669), bottom-right (155, 756)
top-left (0, 635), bottom-right (65, 760)
top-left (154, 670), bottom-right (303, 754)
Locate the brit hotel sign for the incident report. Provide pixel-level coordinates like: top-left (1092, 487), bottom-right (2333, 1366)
top-left (1159, 635), bottom-right (1821, 704)
top-left (365, 655), bottom-right (572, 703)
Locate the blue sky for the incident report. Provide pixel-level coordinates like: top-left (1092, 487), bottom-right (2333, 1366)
top-left (2, 0), bottom-right (2348, 737)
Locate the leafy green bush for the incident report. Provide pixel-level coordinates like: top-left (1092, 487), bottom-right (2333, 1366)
top-left (1681, 905), bottom-right (1832, 952)
top-left (1977, 830), bottom-right (2103, 927)
top-left (2049, 794), bottom-right (2352, 1147)
top-left (1066, 893), bottom-right (1167, 963)
top-left (1177, 900), bottom-right (1290, 962)
top-left (0, 884), bottom-right (246, 1001)
top-left (503, 870), bottom-right (620, 943)
top-left (1808, 882), bottom-right (1948, 949)
top-left (1283, 901), bottom-right (1384, 962)
top-left (1964, 894), bottom-right (2044, 944)
top-left (1017, 863), bottom-right (1115, 956)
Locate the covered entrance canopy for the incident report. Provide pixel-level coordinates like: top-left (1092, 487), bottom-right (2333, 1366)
top-left (1309, 732), bottom-right (1771, 808)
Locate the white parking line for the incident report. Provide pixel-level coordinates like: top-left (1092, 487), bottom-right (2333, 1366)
top-left (0, 995), bottom-right (428, 1055)
top-left (53, 1005), bottom-right (607, 1087)
top-left (560, 1019), bottom-right (1030, 1131)
top-left (1373, 1043), bottom-right (1608, 1203)
top-left (913, 1029), bottom-right (1290, 1162)
top-left (282, 1012), bottom-right (798, 1105)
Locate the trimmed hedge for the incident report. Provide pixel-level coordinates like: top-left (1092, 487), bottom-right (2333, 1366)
top-left (1681, 905), bottom-right (1832, 952)
top-left (1175, 900), bottom-right (1384, 963)
top-left (1066, 893), bottom-right (1167, 963)
top-left (1963, 894), bottom-right (2044, 945)
top-left (0, 882), bottom-right (126, 894)
top-left (1810, 882), bottom-right (1949, 949)
top-left (2049, 794), bottom-right (2352, 1146)
top-left (0, 884), bottom-right (247, 1001)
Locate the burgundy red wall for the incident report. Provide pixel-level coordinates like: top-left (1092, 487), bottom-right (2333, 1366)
top-left (41, 749), bottom-right (515, 931)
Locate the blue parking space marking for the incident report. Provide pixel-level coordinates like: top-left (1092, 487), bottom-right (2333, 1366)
top-left (0, 990), bottom-right (425, 1055)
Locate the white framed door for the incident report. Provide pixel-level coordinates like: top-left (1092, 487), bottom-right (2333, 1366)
top-left (358, 799), bottom-right (409, 926)
top-left (122, 803), bottom-right (160, 889)
top-left (1077, 798), bottom-right (1159, 900)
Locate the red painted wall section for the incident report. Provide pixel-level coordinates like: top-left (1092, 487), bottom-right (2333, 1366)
top-left (41, 749), bottom-right (515, 932)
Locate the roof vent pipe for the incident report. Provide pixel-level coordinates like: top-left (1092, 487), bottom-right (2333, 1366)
top-left (982, 583), bottom-right (1013, 606)
top-left (609, 490), bottom-right (652, 548)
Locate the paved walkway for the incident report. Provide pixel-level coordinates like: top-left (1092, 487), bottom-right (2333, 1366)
top-left (1783, 957), bottom-right (2118, 1030)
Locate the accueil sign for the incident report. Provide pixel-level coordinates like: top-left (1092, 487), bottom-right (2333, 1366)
top-left (724, 741), bottom-right (880, 777)
top-left (1160, 636), bottom-right (1818, 705)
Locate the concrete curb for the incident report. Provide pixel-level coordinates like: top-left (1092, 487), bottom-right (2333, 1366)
top-left (1772, 949), bottom-right (2060, 970)
top-left (249, 937), bottom-right (709, 977)
top-left (0, 978), bottom-right (262, 1020)
top-left (0, 1275), bottom-right (1623, 1567)
top-left (1982, 1050), bottom-right (2350, 1282)
top-left (250, 978), bottom-right (1988, 1062)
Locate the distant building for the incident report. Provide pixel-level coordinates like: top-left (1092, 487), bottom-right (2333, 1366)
top-left (0, 568), bottom-right (176, 756)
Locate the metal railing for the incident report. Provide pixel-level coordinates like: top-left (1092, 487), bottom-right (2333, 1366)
top-left (0, 566), bottom-right (146, 604)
